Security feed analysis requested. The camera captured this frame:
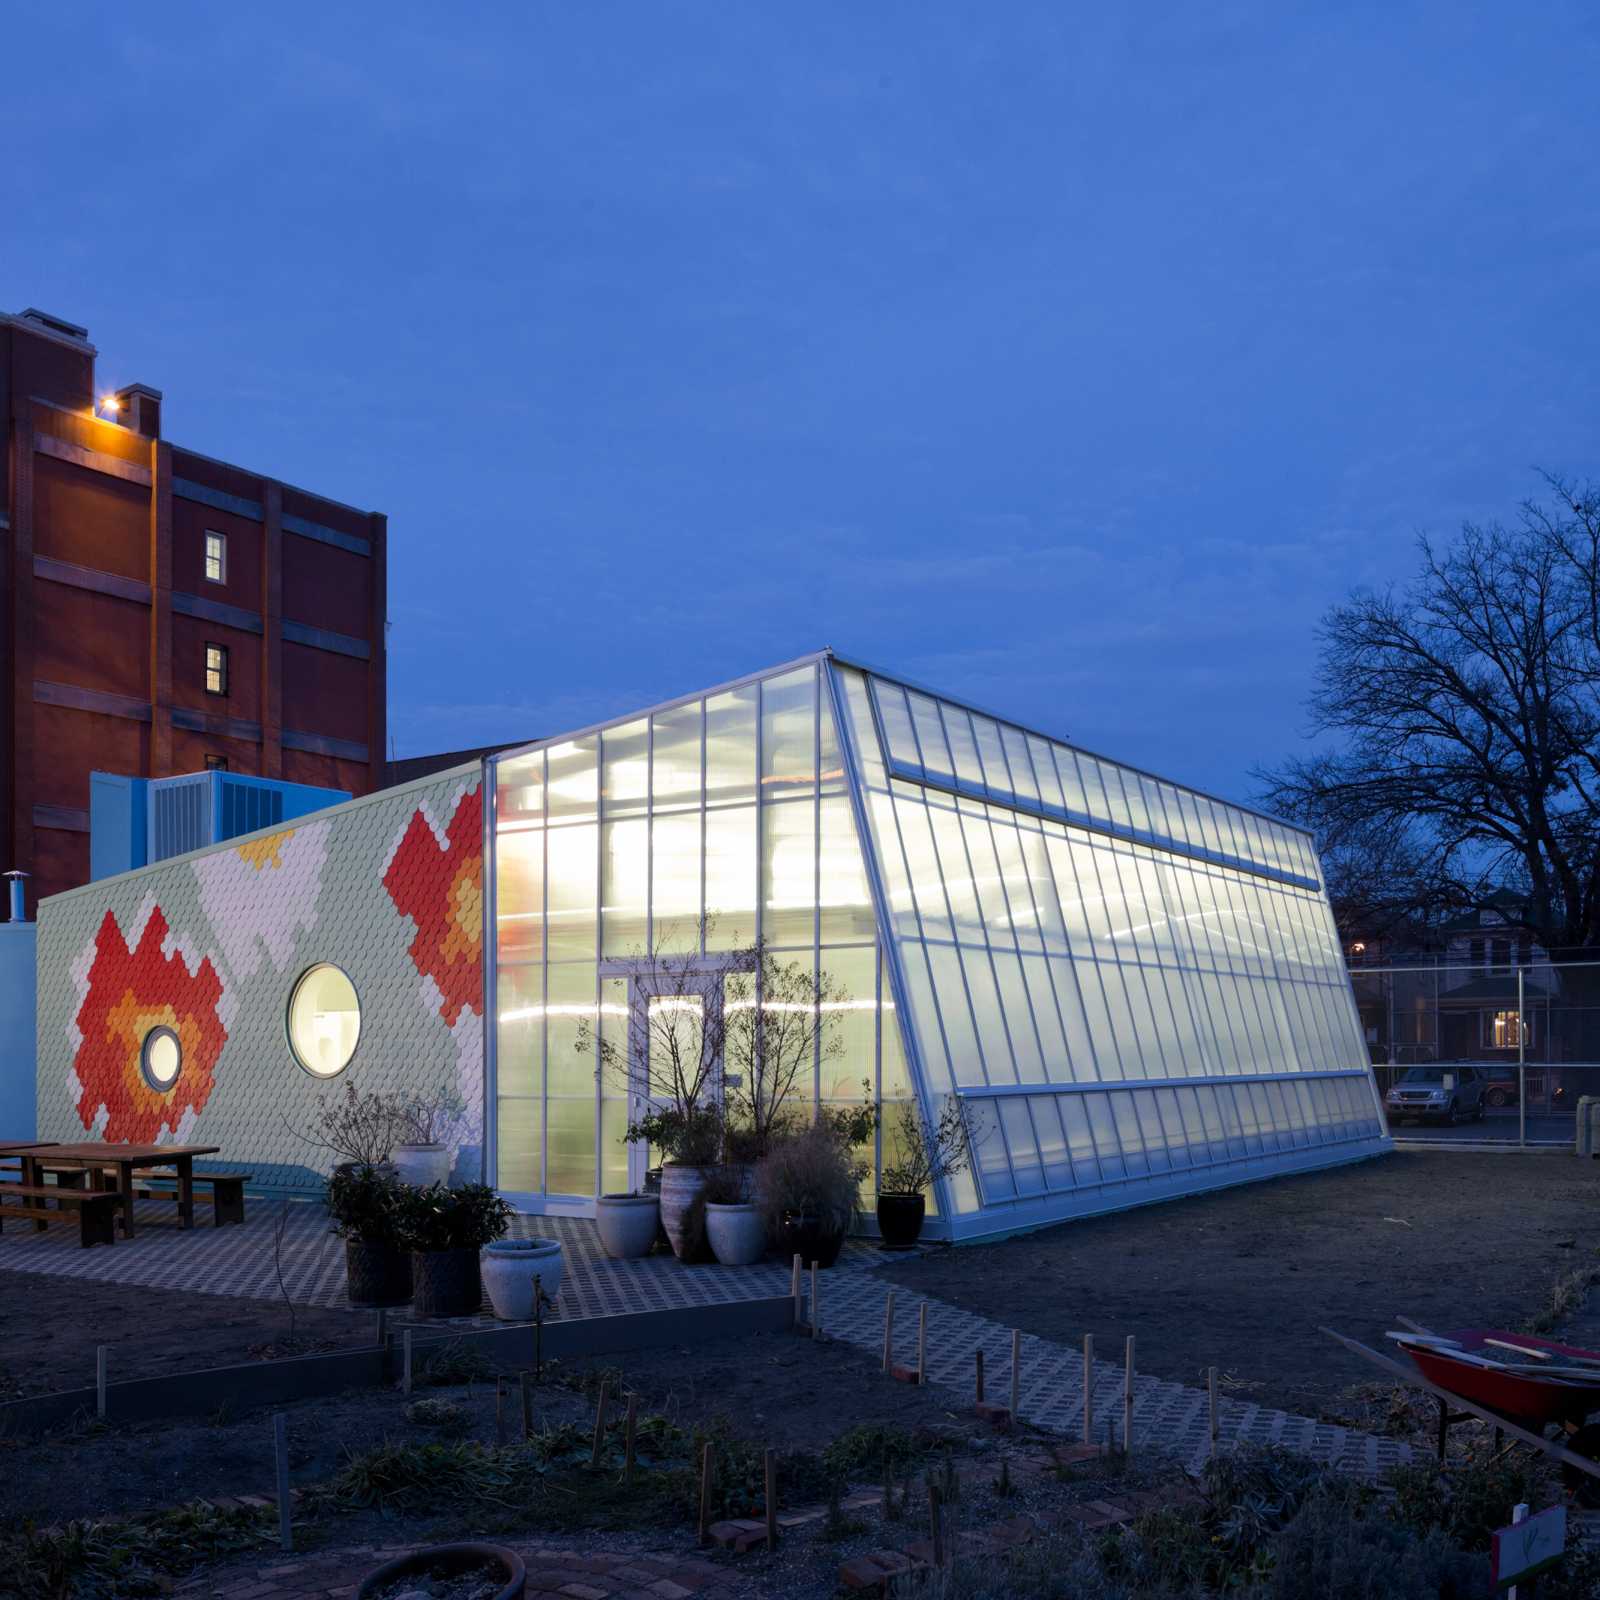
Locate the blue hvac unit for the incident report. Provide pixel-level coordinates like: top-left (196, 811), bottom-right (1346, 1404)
top-left (89, 771), bottom-right (351, 880)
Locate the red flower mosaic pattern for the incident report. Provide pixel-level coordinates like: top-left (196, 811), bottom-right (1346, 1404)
top-left (72, 907), bottom-right (228, 1141)
top-left (383, 785), bottom-right (484, 1025)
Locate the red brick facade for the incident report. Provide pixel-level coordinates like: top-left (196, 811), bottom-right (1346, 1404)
top-left (2, 308), bottom-right (386, 909)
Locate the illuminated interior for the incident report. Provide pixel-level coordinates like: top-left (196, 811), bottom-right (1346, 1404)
top-left (488, 652), bottom-right (1388, 1238)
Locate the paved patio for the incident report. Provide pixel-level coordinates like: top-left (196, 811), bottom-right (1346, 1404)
top-left (0, 1194), bottom-right (1409, 1477)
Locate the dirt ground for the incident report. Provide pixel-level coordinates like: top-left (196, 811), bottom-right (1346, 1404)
top-left (882, 1149), bottom-right (1600, 1417)
top-left (0, 1270), bottom-right (375, 1400)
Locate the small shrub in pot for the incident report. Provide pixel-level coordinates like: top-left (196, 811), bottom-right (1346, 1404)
top-left (393, 1081), bottom-right (468, 1188)
top-left (876, 1098), bottom-right (976, 1250)
top-left (327, 1163), bottom-right (412, 1307)
top-left (701, 1163), bottom-right (766, 1266)
top-left (396, 1183), bottom-right (513, 1318)
top-left (756, 1118), bottom-right (869, 1269)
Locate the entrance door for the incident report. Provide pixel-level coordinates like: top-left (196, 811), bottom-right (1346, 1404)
top-left (622, 969), bottom-right (728, 1192)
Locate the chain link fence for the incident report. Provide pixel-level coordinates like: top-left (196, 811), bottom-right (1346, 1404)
top-left (1349, 959), bottom-right (1600, 1144)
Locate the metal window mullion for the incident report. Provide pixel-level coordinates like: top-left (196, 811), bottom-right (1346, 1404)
top-left (482, 757), bottom-right (498, 1190)
top-left (824, 664), bottom-right (957, 1219)
top-left (813, 665), bottom-right (822, 1114)
top-left (592, 740), bottom-right (604, 1201)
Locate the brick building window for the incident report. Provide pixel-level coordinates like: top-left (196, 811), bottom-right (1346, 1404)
top-left (205, 643), bottom-right (229, 696)
top-left (204, 530), bottom-right (227, 584)
top-left (204, 753), bottom-right (228, 771)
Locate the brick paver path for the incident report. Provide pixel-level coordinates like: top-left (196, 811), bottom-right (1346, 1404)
top-left (2, 1199), bottom-right (1406, 1475)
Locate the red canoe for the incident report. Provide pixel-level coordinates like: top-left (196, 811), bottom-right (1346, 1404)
top-left (1395, 1329), bottom-right (1600, 1429)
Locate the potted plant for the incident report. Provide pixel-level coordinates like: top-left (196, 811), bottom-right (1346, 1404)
top-left (283, 1079), bottom-right (410, 1178)
top-left (701, 1164), bottom-right (765, 1266)
top-left (877, 1097), bottom-right (975, 1250)
top-left (356, 1541), bottom-right (525, 1600)
top-left (482, 1235), bottom-right (564, 1319)
top-left (595, 1188), bottom-right (660, 1259)
top-left (396, 1183), bottom-right (513, 1318)
top-left (627, 1104), bottom-right (725, 1262)
top-left (327, 1163), bottom-right (412, 1307)
top-left (756, 1116), bottom-right (870, 1269)
top-left (393, 1082), bottom-right (468, 1188)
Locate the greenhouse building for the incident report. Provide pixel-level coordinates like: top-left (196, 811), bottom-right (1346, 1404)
top-left (36, 650), bottom-right (1390, 1241)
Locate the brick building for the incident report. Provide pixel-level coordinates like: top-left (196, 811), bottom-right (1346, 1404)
top-left (1, 307), bottom-right (386, 908)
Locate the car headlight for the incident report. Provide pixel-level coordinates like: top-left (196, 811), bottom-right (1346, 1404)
top-left (1429, 1090), bottom-right (1447, 1100)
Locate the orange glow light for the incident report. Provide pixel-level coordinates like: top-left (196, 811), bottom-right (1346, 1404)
top-left (100, 394), bottom-right (121, 412)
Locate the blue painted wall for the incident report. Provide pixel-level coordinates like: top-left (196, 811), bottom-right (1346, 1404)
top-left (0, 923), bottom-right (37, 1138)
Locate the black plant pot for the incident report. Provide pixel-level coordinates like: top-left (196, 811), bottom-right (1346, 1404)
top-left (356, 1541), bottom-right (525, 1600)
top-left (345, 1239), bottom-right (413, 1307)
top-left (875, 1193), bottom-right (926, 1251)
top-left (411, 1247), bottom-right (483, 1319)
top-left (776, 1210), bottom-right (846, 1269)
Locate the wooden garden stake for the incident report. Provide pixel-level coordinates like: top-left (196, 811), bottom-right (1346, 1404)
top-left (495, 1375), bottom-right (508, 1445)
top-left (791, 1253), bottom-right (802, 1326)
top-left (1010, 1329), bottom-right (1021, 1417)
top-left (928, 1481), bottom-right (945, 1566)
top-left (698, 1441), bottom-right (714, 1544)
top-left (811, 1262), bottom-right (821, 1339)
top-left (917, 1302), bottom-right (928, 1385)
top-left (95, 1345), bottom-right (107, 1420)
top-left (520, 1371), bottom-right (534, 1442)
top-left (624, 1394), bottom-right (638, 1481)
top-left (882, 1289), bottom-right (896, 1372)
top-left (273, 1412), bottom-right (293, 1552)
top-left (1208, 1366), bottom-right (1219, 1456)
top-left (975, 1346), bottom-right (985, 1403)
top-left (764, 1447), bottom-right (778, 1550)
top-left (402, 1329), bottom-right (413, 1395)
top-left (1082, 1334), bottom-right (1094, 1446)
top-left (375, 1308), bottom-right (388, 1349)
top-left (1123, 1335), bottom-right (1135, 1455)
top-left (589, 1378), bottom-right (609, 1468)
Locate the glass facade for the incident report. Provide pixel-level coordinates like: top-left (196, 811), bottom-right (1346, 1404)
top-left (487, 652), bottom-right (1388, 1237)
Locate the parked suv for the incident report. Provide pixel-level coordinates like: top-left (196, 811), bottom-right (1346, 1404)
top-left (1384, 1064), bottom-right (1487, 1126)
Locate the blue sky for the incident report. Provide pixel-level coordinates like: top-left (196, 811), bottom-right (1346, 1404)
top-left (7, 5), bottom-right (1599, 806)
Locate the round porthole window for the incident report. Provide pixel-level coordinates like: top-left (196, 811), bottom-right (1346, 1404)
top-left (287, 963), bottom-right (362, 1079)
top-left (140, 1025), bottom-right (182, 1092)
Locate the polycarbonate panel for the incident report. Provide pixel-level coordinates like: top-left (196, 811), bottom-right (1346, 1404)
top-left (833, 661), bottom-right (1387, 1231)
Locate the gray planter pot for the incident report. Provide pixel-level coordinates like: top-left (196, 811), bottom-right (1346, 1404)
top-left (595, 1193), bottom-right (660, 1259)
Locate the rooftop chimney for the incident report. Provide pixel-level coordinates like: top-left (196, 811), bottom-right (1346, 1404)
top-left (113, 382), bottom-right (162, 439)
top-left (18, 307), bottom-right (90, 343)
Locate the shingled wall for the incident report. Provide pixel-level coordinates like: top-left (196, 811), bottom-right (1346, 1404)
top-left (34, 764), bottom-right (485, 1189)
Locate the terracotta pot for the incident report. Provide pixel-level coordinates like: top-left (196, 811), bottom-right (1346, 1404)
top-left (595, 1193), bottom-right (660, 1259)
top-left (345, 1238), bottom-right (412, 1307)
top-left (776, 1210), bottom-right (846, 1269)
top-left (875, 1192), bottom-right (926, 1251)
top-left (356, 1541), bottom-right (525, 1599)
top-left (658, 1164), bottom-right (716, 1261)
top-left (410, 1246), bottom-right (482, 1318)
top-left (705, 1201), bottom-right (765, 1266)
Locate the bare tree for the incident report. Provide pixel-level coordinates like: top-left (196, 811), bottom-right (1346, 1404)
top-left (1257, 476), bottom-right (1600, 956)
top-left (723, 941), bottom-right (850, 1157)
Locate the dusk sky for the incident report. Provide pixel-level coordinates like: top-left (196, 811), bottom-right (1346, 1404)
top-left (7, 5), bottom-right (1599, 809)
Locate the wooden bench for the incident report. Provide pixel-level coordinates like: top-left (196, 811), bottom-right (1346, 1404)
top-left (39, 1166), bottom-right (252, 1226)
top-left (130, 1172), bottom-right (252, 1227)
top-left (0, 1184), bottom-right (120, 1247)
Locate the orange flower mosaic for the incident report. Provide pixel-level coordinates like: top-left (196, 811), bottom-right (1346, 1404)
top-left (383, 784), bottom-right (484, 1025)
top-left (70, 906), bottom-right (229, 1141)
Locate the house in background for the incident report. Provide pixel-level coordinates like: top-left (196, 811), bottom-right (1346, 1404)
top-left (1, 307), bottom-right (387, 910)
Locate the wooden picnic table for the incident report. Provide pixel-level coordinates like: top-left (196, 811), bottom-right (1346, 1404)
top-left (35, 1143), bottom-right (222, 1237)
